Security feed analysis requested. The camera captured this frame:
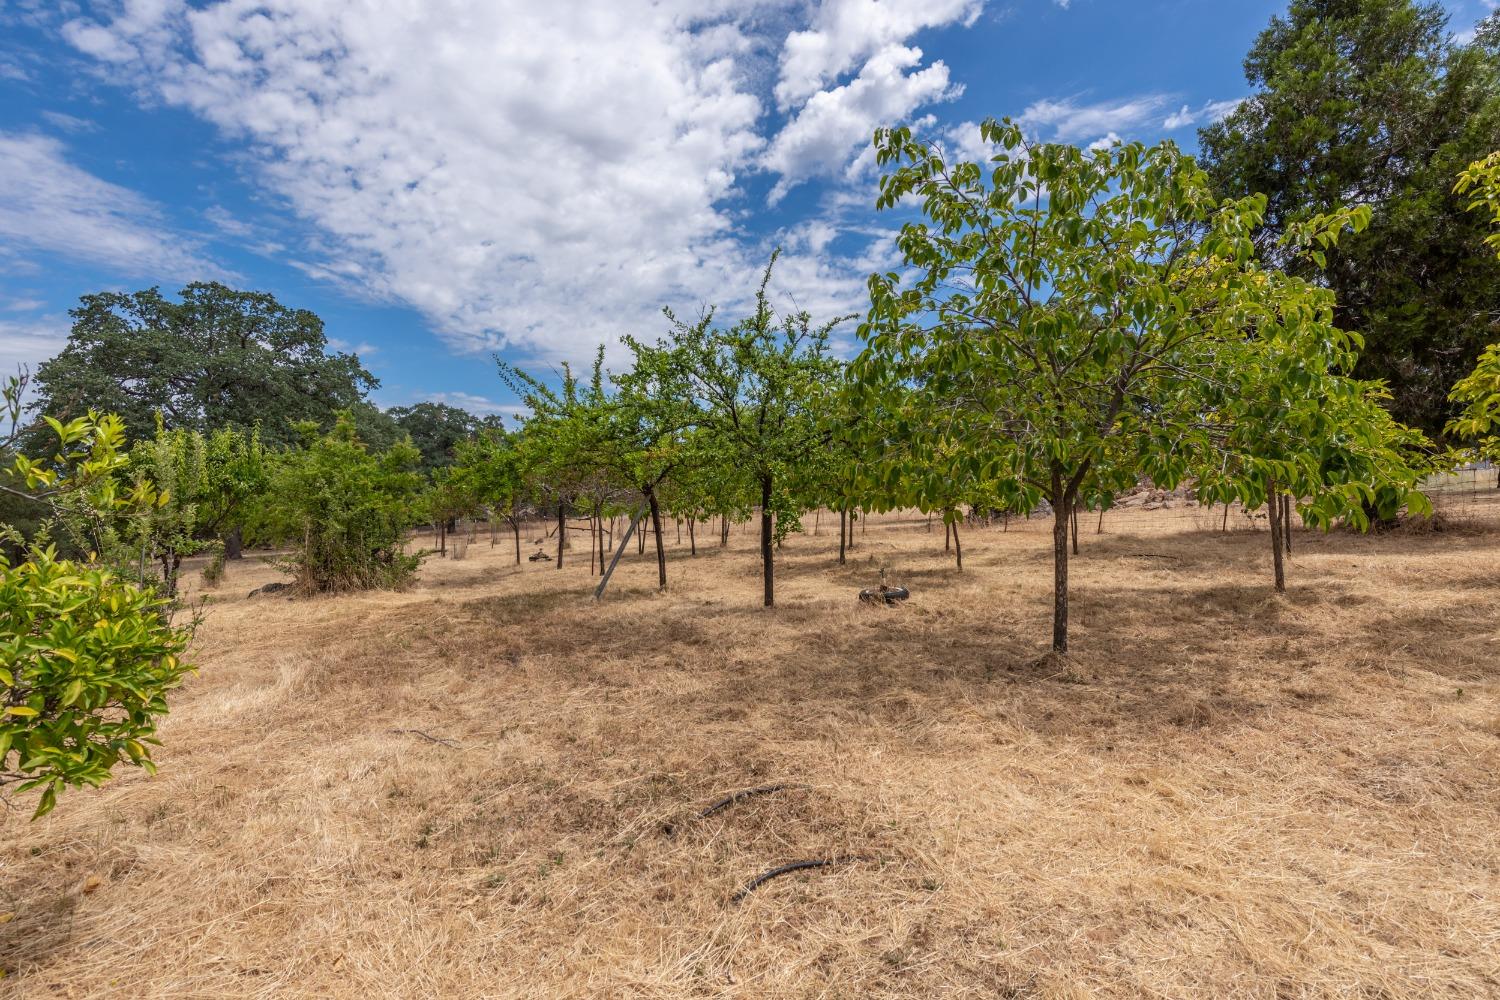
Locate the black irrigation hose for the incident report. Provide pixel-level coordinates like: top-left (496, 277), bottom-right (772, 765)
top-left (697, 783), bottom-right (811, 818)
top-left (731, 856), bottom-right (870, 904)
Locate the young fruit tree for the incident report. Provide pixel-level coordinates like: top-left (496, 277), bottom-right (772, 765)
top-left (1, 373), bottom-right (193, 818)
top-left (452, 428), bottom-right (532, 564)
top-left (632, 253), bottom-right (848, 607)
top-left (855, 120), bottom-right (1429, 653)
top-left (498, 351), bottom-right (615, 571)
top-left (1448, 151), bottom-right (1500, 474)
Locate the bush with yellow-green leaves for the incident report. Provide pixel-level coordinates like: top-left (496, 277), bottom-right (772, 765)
top-left (0, 548), bottom-right (193, 818)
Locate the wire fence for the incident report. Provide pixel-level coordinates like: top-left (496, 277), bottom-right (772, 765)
top-left (953, 463), bottom-right (1500, 538)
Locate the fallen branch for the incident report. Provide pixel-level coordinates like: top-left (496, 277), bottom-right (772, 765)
top-left (698, 783), bottom-right (811, 818)
top-left (388, 728), bottom-right (461, 749)
top-left (731, 856), bottom-right (870, 904)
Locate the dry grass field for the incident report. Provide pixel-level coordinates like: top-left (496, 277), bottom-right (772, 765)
top-left (2, 506), bottom-right (1498, 998)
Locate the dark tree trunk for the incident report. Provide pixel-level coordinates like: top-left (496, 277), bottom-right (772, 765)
top-left (512, 517), bottom-right (521, 565)
top-left (760, 473), bottom-right (774, 608)
top-left (224, 524), bottom-right (243, 560)
top-left (945, 517), bottom-right (952, 552)
top-left (1268, 482), bottom-right (1286, 593)
top-left (555, 503), bottom-right (565, 569)
top-left (159, 551), bottom-right (181, 598)
top-left (1282, 495), bottom-right (1293, 555)
top-left (952, 519), bottom-right (963, 570)
top-left (720, 514), bottom-right (729, 547)
top-left (1071, 502), bottom-right (1080, 556)
top-left (638, 517), bottom-right (646, 555)
top-left (1052, 469), bottom-right (1071, 654)
top-left (688, 517), bottom-right (696, 556)
top-left (646, 487), bottom-right (667, 591)
top-left (1222, 501), bottom-right (1230, 532)
top-left (1096, 506), bottom-right (1104, 534)
top-left (676, 518), bottom-right (682, 545)
top-left (838, 508), bottom-right (847, 565)
top-left (439, 520), bottom-right (447, 557)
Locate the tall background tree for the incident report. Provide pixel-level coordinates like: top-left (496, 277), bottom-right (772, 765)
top-left (388, 401), bottom-right (489, 473)
top-left (1198, 0), bottom-right (1500, 437)
top-left (31, 283), bottom-right (378, 448)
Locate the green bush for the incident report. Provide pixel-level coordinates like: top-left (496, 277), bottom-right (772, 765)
top-left (0, 547), bottom-right (194, 817)
top-left (254, 414), bottom-right (425, 593)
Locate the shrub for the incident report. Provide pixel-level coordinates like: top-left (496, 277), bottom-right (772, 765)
top-left (254, 414), bottom-right (425, 594)
top-left (200, 543), bottom-right (226, 587)
top-left (0, 547), bottom-right (194, 817)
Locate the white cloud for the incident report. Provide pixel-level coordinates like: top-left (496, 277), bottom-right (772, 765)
top-left (49, 0), bottom-right (996, 363)
top-left (774, 0), bottom-right (981, 110)
top-left (422, 391), bottom-right (527, 421)
top-left (763, 44), bottom-right (960, 203)
top-left (1163, 97), bottom-right (1244, 130)
top-left (0, 131), bottom-right (225, 280)
top-left (59, 0), bottom-right (899, 364)
top-left (39, 110), bottom-right (97, 133)
top-left (0, 314), bottom-right (69, 382)
top-left (1019, 94), bottom-right (1171, 143)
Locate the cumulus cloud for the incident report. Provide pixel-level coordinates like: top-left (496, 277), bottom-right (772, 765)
top-left (0, 131), bottom-right (225, 280)
top-left (774, 0), bottom-right (981, 110)
top-left (58, 0), bottom-right (914, 363)
top-left (763, 44), bottom-right (960, 203)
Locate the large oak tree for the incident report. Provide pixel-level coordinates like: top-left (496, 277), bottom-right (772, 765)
top-left (32, 283), bottom-right (377, 448)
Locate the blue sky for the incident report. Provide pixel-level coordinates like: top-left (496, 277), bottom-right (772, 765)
top-left (1, 0), bottom-right (1494, 420)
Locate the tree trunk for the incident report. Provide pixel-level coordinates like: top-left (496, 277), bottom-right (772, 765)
top-left (555, 503), bottom-right (565, 569)
top-left (676, 518), bottom-right (682, 545)
top-left (1052, 469), bottom-right (1071, 654)
top-left (953, 519), bottom-right (963, 570)
top-left (439, 520), bottom-right (447, 557)
top-left (512, 517), bottom-right (521, 565)
top-left (646, 487), bottom-right (667, 591)
top-left (1096, 506), bottom-right (1104, 534)
top-left (1282, 495), bottom-right (1293, 555)
top-left (688, 517), bottom-right (696, 556)
top-left (1071, 501), bottom-right (1080, 556)
top-left (1222, 501), bottom-right (1230, 532)
top-left (945, 517), bottom-right (952, 552)
top-left (760, 473), bottom-right (774, 608)
top-left (838, 508), bottom-right (847, 565)
top-left (224, 524), bottom-right (243, 560)
top-left (159, 551), bottom-right (181, 598)
top-left (813, 508), bottom-right (820, 536)
top-left (1268, 482), bottom-right (1285, 593)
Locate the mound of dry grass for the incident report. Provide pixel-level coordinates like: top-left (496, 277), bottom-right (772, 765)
top-left (2, 512), bottom-right (1497, 998)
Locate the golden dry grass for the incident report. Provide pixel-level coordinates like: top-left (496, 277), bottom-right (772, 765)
top-left (2, 508), bottom-right (1498, 998)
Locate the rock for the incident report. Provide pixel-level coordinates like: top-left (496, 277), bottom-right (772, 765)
top-left (248, 581), bottom-right (291, 598)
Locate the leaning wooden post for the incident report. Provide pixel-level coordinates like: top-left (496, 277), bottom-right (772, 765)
top-left (595, 505), bottom-right (648, 601)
